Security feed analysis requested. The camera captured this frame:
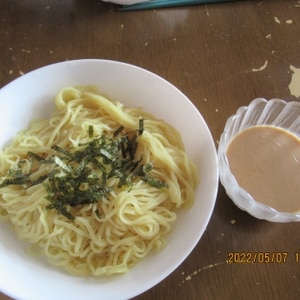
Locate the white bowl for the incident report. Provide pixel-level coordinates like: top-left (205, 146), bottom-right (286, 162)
top-left (218, 98), bottom-right (300, 222)
top-left (0, 59), bottom-right (219, 300)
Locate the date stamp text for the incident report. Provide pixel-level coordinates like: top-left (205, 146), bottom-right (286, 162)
top-left (227, 252), bottom-right (289, 264)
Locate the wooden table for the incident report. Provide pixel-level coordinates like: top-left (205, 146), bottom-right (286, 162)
top-left (0, 0), bottom-right (299, 299)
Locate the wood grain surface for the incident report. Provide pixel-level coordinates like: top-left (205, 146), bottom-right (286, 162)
top-left (0, 0), bottom-right (299, 299)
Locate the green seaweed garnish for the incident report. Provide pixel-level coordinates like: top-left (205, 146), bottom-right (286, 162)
top-left (0, 120), bottom-right (168, 220)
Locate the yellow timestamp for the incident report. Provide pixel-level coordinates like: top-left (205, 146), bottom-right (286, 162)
top-left (295, 252), bottom-right (300, 263)
top-left (227, 252), bottom-right (288, 264)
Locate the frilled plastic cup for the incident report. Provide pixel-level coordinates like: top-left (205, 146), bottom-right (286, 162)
top-left (218, 98), bottom-right (300, 222)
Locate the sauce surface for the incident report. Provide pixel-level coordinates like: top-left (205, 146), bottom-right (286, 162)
top-left (226, 125), bottom-right (300, 213)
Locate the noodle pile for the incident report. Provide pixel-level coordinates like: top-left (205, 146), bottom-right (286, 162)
top-left (0, 86), bottom-right (198, 276)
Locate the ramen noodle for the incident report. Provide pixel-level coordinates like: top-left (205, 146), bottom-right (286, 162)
top-left (0, 86), bottom-right (198, 276)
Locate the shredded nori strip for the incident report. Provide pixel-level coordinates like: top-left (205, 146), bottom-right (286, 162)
top-left (0, 119), bottom-right (168, 220)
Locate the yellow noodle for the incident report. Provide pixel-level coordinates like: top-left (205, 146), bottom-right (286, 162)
top-left (0, 86), bottom-right (198, 276)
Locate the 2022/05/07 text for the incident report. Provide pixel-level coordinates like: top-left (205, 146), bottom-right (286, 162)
top-left (226, 252), bottom-right (297, 264)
